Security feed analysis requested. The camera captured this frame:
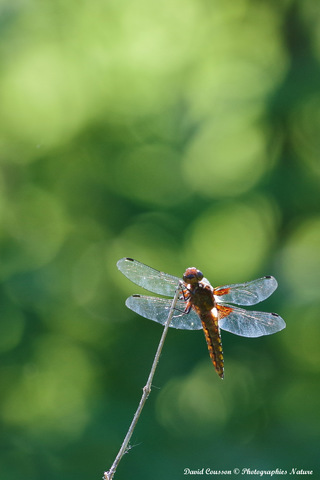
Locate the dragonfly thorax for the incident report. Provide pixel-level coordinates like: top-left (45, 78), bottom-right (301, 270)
top-left (187, 282), bottom-right (215, 312)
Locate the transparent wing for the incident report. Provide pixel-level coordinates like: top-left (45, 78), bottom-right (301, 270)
top-left (214, 276), bottom-right (278, 306)
top-left (117, 258), bottom-right (180, 296)
top-left (125, 295), bottom-right (202, 330)
top-left (218, 304), bottom-right (286, 337)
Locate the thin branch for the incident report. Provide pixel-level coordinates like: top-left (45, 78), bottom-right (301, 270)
top-left (104, 284), bottom-right (182, 480)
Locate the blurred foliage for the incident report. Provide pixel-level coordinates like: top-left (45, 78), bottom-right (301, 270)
top-left (0, 0), bottom-right (320, 478)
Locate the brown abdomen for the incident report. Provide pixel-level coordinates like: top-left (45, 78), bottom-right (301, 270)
top-left (200, 312), bottom-right (224, 379)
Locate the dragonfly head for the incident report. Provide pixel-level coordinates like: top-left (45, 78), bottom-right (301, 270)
top-left (183, 267), bottom-right (204, 285)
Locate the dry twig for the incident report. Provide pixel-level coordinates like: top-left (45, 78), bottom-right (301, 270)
top-left (104, 284), bottom-right (181, 480)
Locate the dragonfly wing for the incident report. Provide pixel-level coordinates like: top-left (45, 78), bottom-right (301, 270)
top-left (217, 304), bottom-right (286, 337)
top-left (117, 258), bottom-right (181, 296)
top-left (125, 295), bottom-right (202, 330)
top-left (214, 276), bottom-right (278, 306)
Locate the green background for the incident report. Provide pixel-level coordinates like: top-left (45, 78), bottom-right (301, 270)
top-left (0, 1), bottom-right (319, 478)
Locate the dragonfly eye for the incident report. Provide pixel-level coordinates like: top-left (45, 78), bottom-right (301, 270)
top-left (196, 270), bottom-right (204, 280)
top-left (183, 268), bottom-right (204, 283)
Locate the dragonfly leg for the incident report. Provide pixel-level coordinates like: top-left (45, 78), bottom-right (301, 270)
top-left (181, 287), bottom-right (192, 301)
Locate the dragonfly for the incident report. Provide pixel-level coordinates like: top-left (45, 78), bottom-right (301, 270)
top-left (117, 258), bottom-right (286, 379)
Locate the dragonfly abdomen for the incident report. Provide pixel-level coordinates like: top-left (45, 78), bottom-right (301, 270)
top-left (200, 311), bottom-right (224, 379)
